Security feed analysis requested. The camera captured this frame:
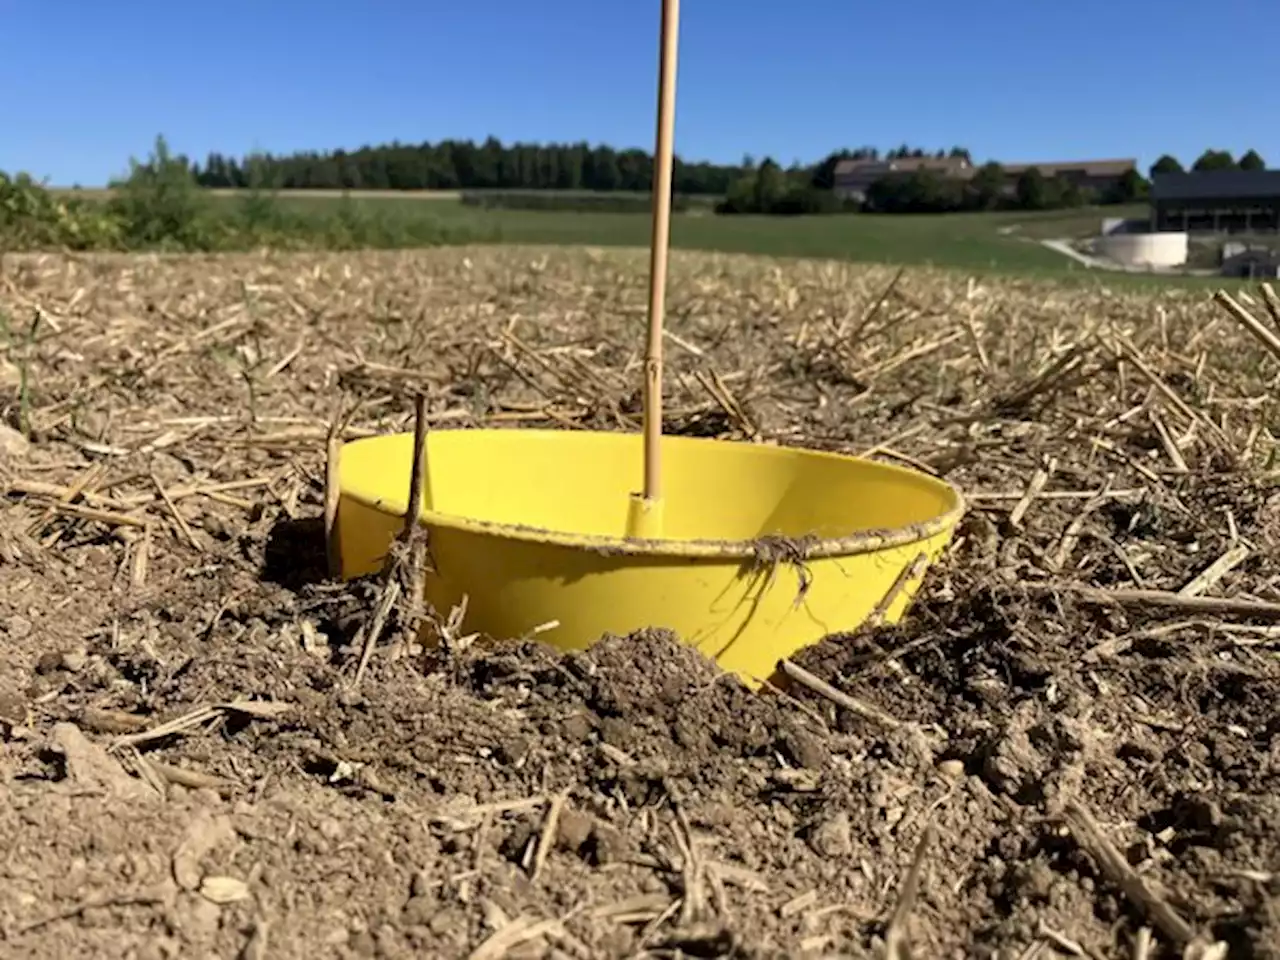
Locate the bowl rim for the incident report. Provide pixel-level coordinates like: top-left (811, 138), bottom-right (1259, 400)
top-left (339, 429), bottom-right (966, 560)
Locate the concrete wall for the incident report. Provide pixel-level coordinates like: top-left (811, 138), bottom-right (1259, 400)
top-left (1096, 231), bottom-right (1188, 268)
top-left (1101, 217), bottom-right (1149, 236)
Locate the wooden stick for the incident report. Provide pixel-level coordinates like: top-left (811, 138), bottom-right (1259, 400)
top-left (1215, 289), bottom-right (1280, 364)
top-left (399, 394), bottom-right (431, 657)
top-left (641, 0), bottom-right (680, 505)
top-left (352, 396), bottom-right (430, 686)
top-left (530, 790), bottom-right (568, 882)
top-left (324, 398), bottom-right (361, 580)
top-left (152, 473), bottom-right (202, 551)
top-left (1259, 282), bottom-right (1280, 332)
top-left (1133, 927), bottom-right (1153, 960)
top-left (1040, 585), bottom-right (1280, 621)
top-left (40, 500), bottom-right (148, 529)
top-left (27, 462), bottom-right (105, 538)
top-left (778, 659), bottom-right (902, 730)
top-left (352, 579), bottom-right (401, 687)
top-left (1178, 544), bottom-right (1249, 598)
top-left (884, 824), bottom-right (935, 960)
top-left (402, 394), bottom-right (429, 537)
top-left (148, 760), bottom-right (235, 794)
top-left (867, 552), bottom-right (927, 627)
top-left (132, 525), bottom-right (151, 587)
top-left (1062, 800), bottom-right (1196, 946)
top-left (324, 403), bottom-right (344, 579)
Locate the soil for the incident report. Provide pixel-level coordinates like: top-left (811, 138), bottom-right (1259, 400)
top-left (0, 248), bottom-right (1276, 959)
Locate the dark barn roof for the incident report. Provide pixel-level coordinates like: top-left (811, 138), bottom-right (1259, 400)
top-left (1152, 170), bottom-right (1280, 202)
top-left (832, 156), bottom-right (1135, 180)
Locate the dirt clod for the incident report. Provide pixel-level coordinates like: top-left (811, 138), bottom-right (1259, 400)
top-left (807, 811), bottom-right (853, 859)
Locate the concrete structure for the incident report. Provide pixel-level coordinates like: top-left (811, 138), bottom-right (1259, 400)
top-left (1221, 247), bottom-right (1280, 278)
top-left (1095, 230), bottom-right (1188, 269)
top-left (1101, 217), bottom-right (1149, 236)
top-left (832, 156), bottom-right (1136, 202)
top-left (1151, 170), bottom-right (1280, 233)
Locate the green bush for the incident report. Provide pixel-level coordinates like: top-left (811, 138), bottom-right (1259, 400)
top-left (0, 135), bottom-right (493, 254)
top-left (0, 172), bottom-right (121, 249)
top-left (105, 136), bottom-right (225, 249)
top-left (715, 162), bottom-right (857, 216)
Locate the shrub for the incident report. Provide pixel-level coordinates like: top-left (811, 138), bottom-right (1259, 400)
top-left (0, 136), bottom-right (494, 253)
top-left (0, 173), bottom-right (120, 250)
top-left (105, 136), bottom-right (225, 250)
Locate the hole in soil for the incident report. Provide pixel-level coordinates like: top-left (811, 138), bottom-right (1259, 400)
top-left (261, 516), bottom-right (329, 591)
top-left (1211, 916), bottom-right (1269, 958)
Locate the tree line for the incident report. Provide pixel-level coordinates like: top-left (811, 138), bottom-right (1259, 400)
top-left (189, 140), bottom-right (977, 197)
top-left (717, 159), bottom-right (1148, 216)
top-left (1149, 149), bottom-right (1266, 175)
top-left (175, 139), bottom-right (1272, 217)
top-left (195, 139), bottom-right (745, 195)
top-left (719, 147), bottom-right (1271, 216)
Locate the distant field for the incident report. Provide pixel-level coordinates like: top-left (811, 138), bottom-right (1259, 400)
top-left (51, 187), bottom-right (659, 202)
top-left (49, 187), bottom-right (1154, 278)
top-left (212, 188), bottom-right (464, 200)
top-left (264, 194), bottom-right (1145, 276)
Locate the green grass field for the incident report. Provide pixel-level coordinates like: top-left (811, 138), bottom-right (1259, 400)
top-left (51, 185), bottom-right (1160, 279)
top-left (254, 192), bottom-right (1145, 275)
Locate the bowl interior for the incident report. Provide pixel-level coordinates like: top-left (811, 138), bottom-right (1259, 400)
top-left (340, 429), bottom-right (960, 543)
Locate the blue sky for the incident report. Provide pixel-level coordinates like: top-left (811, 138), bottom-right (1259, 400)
top-left (2, 0), bottom-right (1274, 185)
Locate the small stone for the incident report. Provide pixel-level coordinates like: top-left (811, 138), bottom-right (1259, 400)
top-left (588, 823), bottom-right (626, 865)
top-left (494, 734), bottom-right (529, 765)
top-left (808, 811), bottom-right (853, 859)
top-left (498, 821), bottom-right (536, 864)
top-left (202, 514), bottom-right (235, 540)
top-left (937, 759), bottom-right (965, 780)
top-left (409, 869), bottom-right (432, 898)
top-left (558, 713), bottom-right (593, 743)
top-left (336, 686), bottom-right (364, 708)
top-left (349, 929), bottom-right (377, 956)
top-left (241, 921), bottom-right (269, 960)
top-left (778, 725), bottom-right (830, 769)
top-left (322, 927), bottom-right (349, 946)
top-left (0, 690), bottom-right (28, 728)
top-left (0, 424), bottom-right (29, 459)
top-left (74, 410), bottom-right (109, 441)
top-left (555, 810), bottom-right (594, 854)
top-left (598, 717), bottom-right (632, 748)
top-left (428, 907), bottom-right (466, 937)
top-left (60, 649), bottom-right (88, 673)
top-left (401, 895), bottom-right (434, 927)
top-left (178, 895), bottom-right (223, 944)
top-left (198, 875), bottom-right (250, 904)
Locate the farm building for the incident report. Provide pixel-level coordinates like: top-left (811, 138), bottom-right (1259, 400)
top-left (832, 156), bottom-right (972, 200)
top-left (832, 156), bottom-right (1136, 202)
top-left (998, 159), bottom-right (1135, 196)
top-left (1151, 170), bottom-right (1280, 233)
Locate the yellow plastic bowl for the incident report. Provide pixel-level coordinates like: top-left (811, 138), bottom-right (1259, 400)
top-left (336, 429), bottom-right (964, 688)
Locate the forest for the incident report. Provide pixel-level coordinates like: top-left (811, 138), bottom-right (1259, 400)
top-left (181, 139), bottom-right (1271, 217)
